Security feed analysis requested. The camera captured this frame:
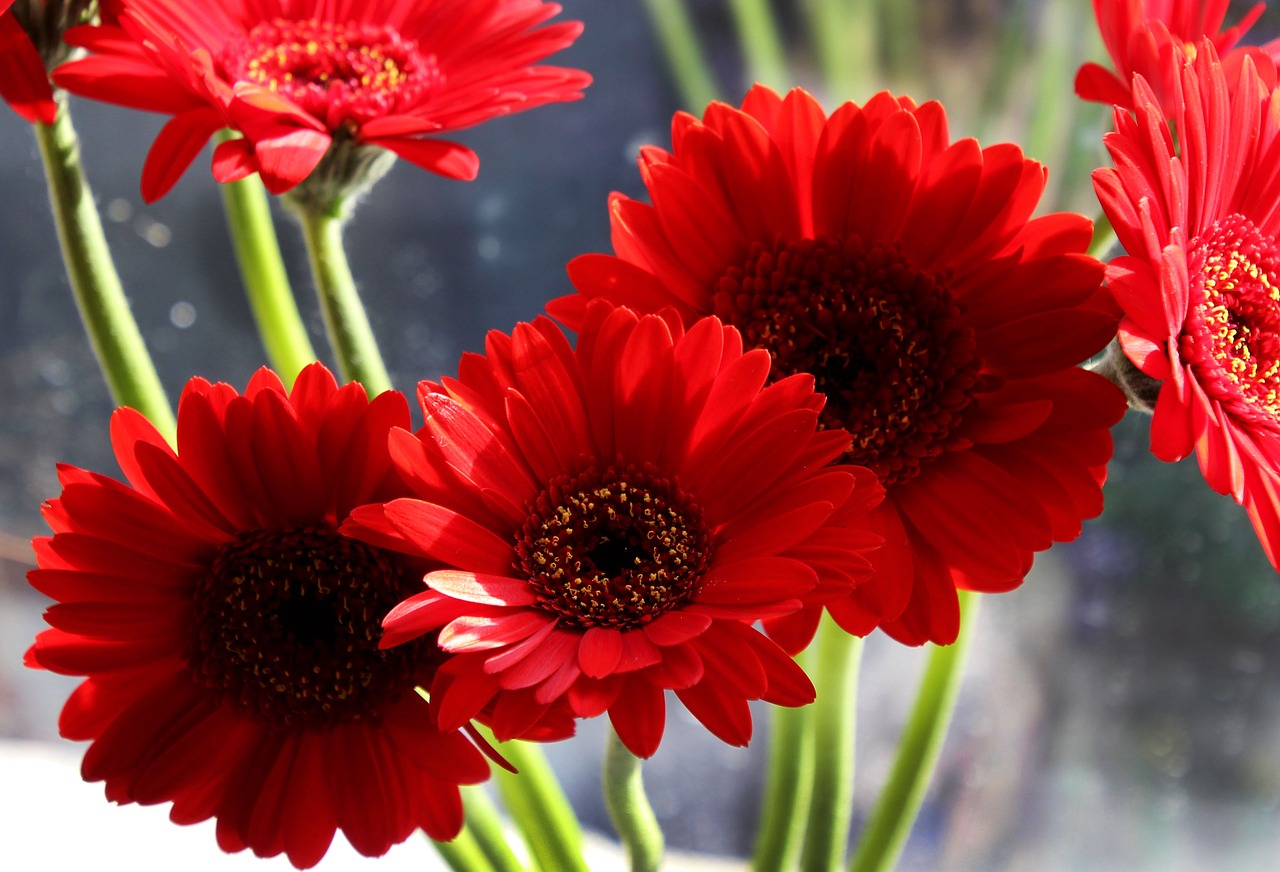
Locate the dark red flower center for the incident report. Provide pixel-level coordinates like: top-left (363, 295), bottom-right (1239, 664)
top-left (221, 18), bottom-right (440, 127)
top-left (514, 464), bottom-right (712, 630)
top-left (713, 235), bottom-right (983, 485)
top-left (1183, 213), bottom-right (1280, 424)
top-left (190, 527), bottom-right (422, 727)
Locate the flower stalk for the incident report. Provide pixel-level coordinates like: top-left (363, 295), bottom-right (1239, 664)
top-left (288, 199), bottom-right (392, 396)
top-left (638, 0), bottom-right (721, 110)
top-left (33, 96), bottom-right (175, 441)
top-left (216, 132), bottom-right (315, 385)
top-left (603, 727), bottom-right (664, 872)
top-left (800, 614), bottom-right (864, 872)
top-left (487, 735), bottom-right (590, 872)
top-left (846, 591), bottom-right (979, 872)
top-left (752, 648), bottom-right (817, 872)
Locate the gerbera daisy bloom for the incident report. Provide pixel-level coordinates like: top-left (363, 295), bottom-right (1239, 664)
top-left (342, 302), bottom-right (883, 758)
top-left (551, 86), bottom-right (1127, 646)
top-left (25, 363), bottom-right (492, 869)
top-left (1075, 0), bottom-right (1275, 112)
top-left (0, 0), bottom-right (73, 124)
top-left (52, 0), bottom-right (591, 202)
top-left (1094, 43), bottom-right (1280, 568)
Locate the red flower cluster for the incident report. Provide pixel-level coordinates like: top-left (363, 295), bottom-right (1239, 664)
top-left (26, 364), bottom-right (491, 868)
top-left (553, 86), bottom-right (1126, 645)
top-left (54, 0), bottom-right (591, 200)
top-left (1075, 0), bottom-right (1277, 112)
top-left (1095, 43), bottom-right (1280, 568)
top-left (0, 0), bottom-right (57, 123)
top-left (342, 303), bottom-right (882, 758)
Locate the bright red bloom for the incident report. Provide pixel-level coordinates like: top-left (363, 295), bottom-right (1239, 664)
top-left (53, 0), bottom-right (590, 201)
top-left (342, 303), bottom-right (882, 758)
top-left (552, 86), bottom-right (1126, 646)
top-left (0, 0), bottom-right (58, 124)
top-left (1075, 0), bottom-right (1276, 112)
top-left (1094, 44), bottom-right (1280, 569)
top-left (25, 363), bottom-right (491, 869)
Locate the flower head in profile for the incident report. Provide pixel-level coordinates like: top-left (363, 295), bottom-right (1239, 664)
top-left (53, 0), bottom-right (591, 202)
top-left (1094, 43), bottom-right (1280, 568)
top-left (0, 0), bottom-right (83, 124)
top-left (552, 86), bottom-right (1126, 646)
top-left (1075, 0), bottom-right (1276, 113)
top-left (342, 303), bottom-right (882, 758)
top-left (25, 363), bottom-right (492, 869)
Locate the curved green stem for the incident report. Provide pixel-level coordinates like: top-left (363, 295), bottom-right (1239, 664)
top-left (728, 0), bottom-right (789, 92)
top-left (216, 134), bottom-right (315, 384)
top-left (752, 647), bottom-right (816, 872)
top-left (602, 727), bottom-right (664, 872)
top-left (846, 591), bottom-right (979, 872)
top-left (639, 0), bottom-right (721, 110)
top-left (458, 786), bottom-right (527, 872)
top-left (33, 97), bottom-right (175, 442)
top-left (290, 203), bottom-right (391, 395)
top-left (807, 0), bottom-right (878, 101)
top-left (484, 733), bottom-right (589, 872)
top-left (1087, 210), bottom-right (1117, 261)
top-left (431, 819), bottom-right (501, 872)
top-left (801, 614), bottom-right (863, 872)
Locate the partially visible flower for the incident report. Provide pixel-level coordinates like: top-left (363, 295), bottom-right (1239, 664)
top-left (343, 303), bottom-right (882, 758)
top-left (1094, 43), bottom-right (1280, 568)
top-left (25, 363), bottom-right (491, 869)
top-left (552, 86), bottom-right (1126, 646)
top-left (1075, 0), bottom-right (1276, 112)
top-left (0, 0), bottom-right (83, 124)
top-left (53, 0), bottom-right (591, 202)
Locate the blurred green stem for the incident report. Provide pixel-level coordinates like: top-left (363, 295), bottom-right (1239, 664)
top-left (431, 823), bottom-right (501, 872)
top-left (728, 0), bottom-right (788, 92)
top-left (800, 614), bottom-right (863, 872)
top-left (752, 646), bottom-right (816, 872)
top-left (455, 786), bottom-right (527, 872)
top-left (216, 132), bottom-right (315, 385)
top-left (290, 202), bottom-right (391, 395)
top-left (639, 0), bottom-right (721, 110)
top-left (34, 96), bottom-right (175, 442)
top-left (807, 0), bottom-right (877, 100)
top-left (603, 727), bottom-right (664, 872)
top-left (485, 733), bottom-right (589, 872)
top-left (846, 591), bottom-right (979, 872)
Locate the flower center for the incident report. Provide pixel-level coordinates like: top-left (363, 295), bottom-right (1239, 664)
top-left (221, 18), bottom-right (440, 126)
top-left (1183, 213), bottom-right (1280, 424)
top-left (514, 464), bottom-right (712, 630)
top-left (713, 235), bottom-right (983, 485)
top-left (190, 527), bottom-right (422, 727)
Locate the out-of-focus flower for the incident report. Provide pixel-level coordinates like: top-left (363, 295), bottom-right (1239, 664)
top-left (552, 86), bottom-right (1125, 646)
top-left (1075, 0), bottom-right (1276, 113)
top-left (25, 363), bottom-right (491, 869)
top-left (1094, 43), bottom-right (1280, 569)
top-left (343, 303), bottom-right (882, 758)
top-left (53, 0), bottom-right (591, 202)
top-left (0, 0), bottom-right (65, 124)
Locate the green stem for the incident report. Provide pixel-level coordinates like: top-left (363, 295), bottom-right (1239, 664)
top-left (431, 820), bottom-right (501, 872)
top-left (752, 646), bottom-right (816, 872)
top-left (33, 97), bottom-right (175, 442)
top-left (1088, 210), bottom-right (1118, 261)
top-left (727, 0), bottom-right (789, 92)
top-left (807, 0), bottom-right (878, 101)
top-left (639, 0), bottom-right (722, 110)
top-left (216, 133), bottom-right (315, 384)
top-left (800, 614), bottom-right (863, 872)
top-left (602, 727), bottom-right (664, 872)
top-left (460, 786), bottom-right (528, 872)
top-left (485, 733), bottom-right (589, 872)
top-left (846, 591), bottom-right (979, 872)
top-left (290, 203), bottom-right (391, 396)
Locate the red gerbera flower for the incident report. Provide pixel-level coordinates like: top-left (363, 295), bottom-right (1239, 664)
top-left (551, 86), bottom-right (1126, 646)
top-left (1075, 0), bottom-right (1276, 112)
top-left (25, 363), bottom-right (491, 869)
top-left (0, 0), bottom-right (62, 124)
top-left (341, 303), bottom-right (882, 758)
top-left (53, 0), bottom-right (591, 201)
top-left (1094, 43), bottom-right (1280, 568)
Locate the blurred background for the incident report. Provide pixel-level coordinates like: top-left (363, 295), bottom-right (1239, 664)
top-left (4, 1), bottom-right (1280, 869)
